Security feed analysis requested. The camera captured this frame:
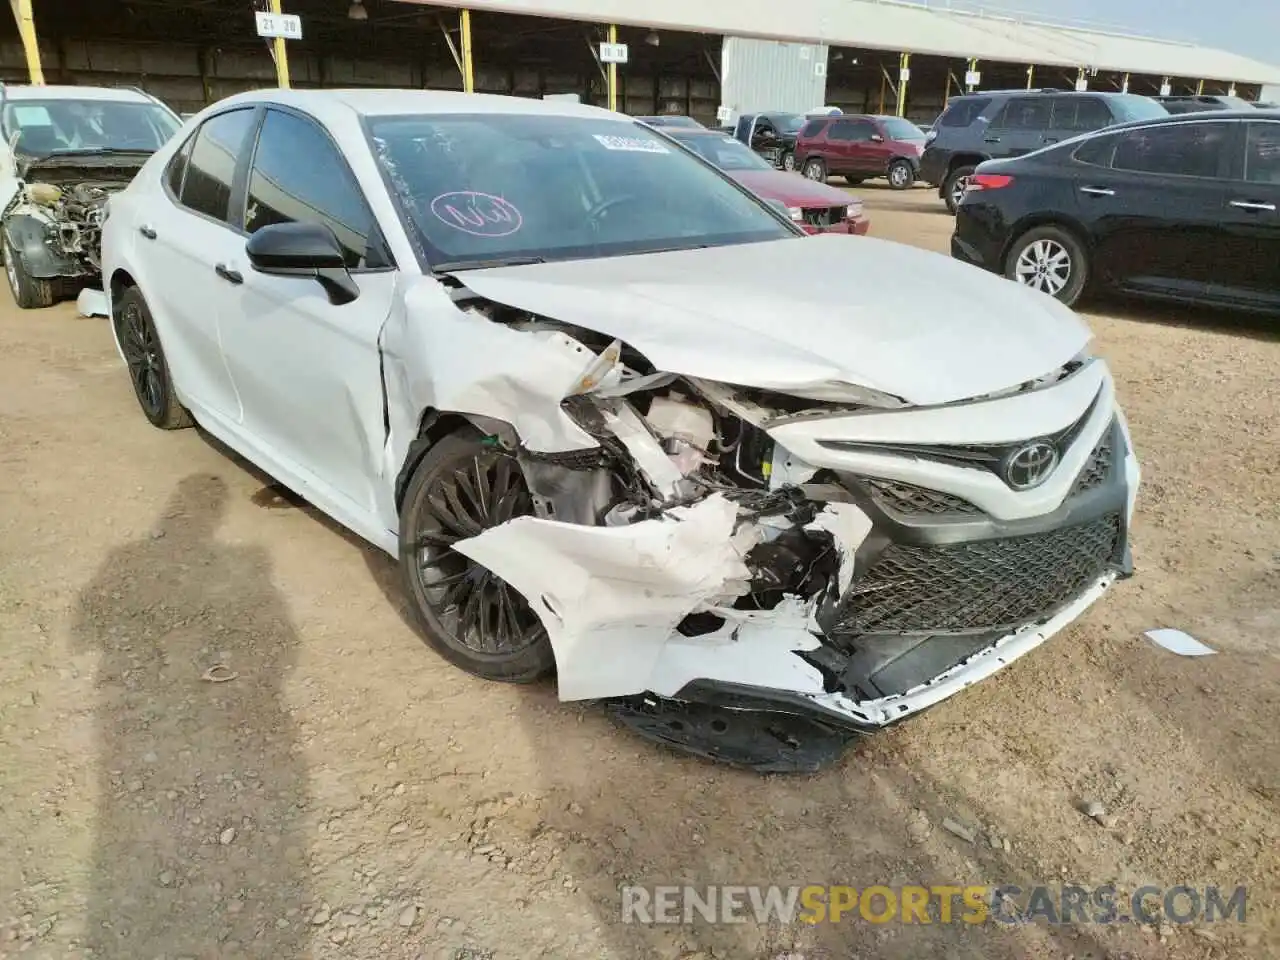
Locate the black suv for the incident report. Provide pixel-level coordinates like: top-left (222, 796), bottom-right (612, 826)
top-left (919, 89), bottom-right (1168, 212)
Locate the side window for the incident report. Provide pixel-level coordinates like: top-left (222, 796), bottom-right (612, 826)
top-left (1049, 98), bottom-right (1077, 130)
top-left (165, 130), bottom-right (195, 197)
top-left (939, 98), bottom-right (991, 128)
top-left (180, 109), bottom-right (257, 223)
top-left (1113, 122), bottom-right (1230, 178)
top-left (1073, 133), bottom-right (1117, 168)
top-left (1074, 98), bottom-right (1113, 132)
top-left (827, 120), bottom-right (855, 142)
top-left (993, 97), bottom-right (1051, 130)
top-left (244, 109), bottom-right (386, 269)
top-left (1244, 122), bottom-right (1280, 184)
top-left (847, 120), bottom-right (875, 142)
top-left (799, 119), bottom-right (826, 138)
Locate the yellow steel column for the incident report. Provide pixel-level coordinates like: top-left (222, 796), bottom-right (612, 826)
top-left (1121, 72), bottom-right (1130, 93)
top-left (9, 0), bottom-right (45, 85)
top-left (1026, 64), bottom-right (1034, 89)
top-left (896, 52), bottom-right (910, 118)
top-left (607, 24), bottom-right (618, 111)
top-left (1196, 78), bottom-right (1205, 95)
top-left (267, 0), bottom-right (290, 88)
top-left (460, 8), bottom-right (475, 93)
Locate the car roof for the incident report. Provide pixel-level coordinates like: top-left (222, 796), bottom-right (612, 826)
top-left (207, 87), bottom-right (631, 124)
top-left (0, 83), bottom-right (157, 104)
top-left (1104, 108), bottom-right (1280, 128)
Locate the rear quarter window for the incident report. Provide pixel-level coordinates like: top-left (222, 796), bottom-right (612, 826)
top-left (1073, 133), bottom-right (1117, 167)
top-left (799, 119), bottom-right (827, 138)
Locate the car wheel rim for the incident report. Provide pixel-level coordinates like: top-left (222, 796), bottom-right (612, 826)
top-left (804, 162), bottom-right (822, 180)
top-left (1014, 239), bottom-right (1073, 296)
top-left (783, 153), bottom-right (795, 171)
top-left (891, 166), bottom-right (908, 186)
top-left (411, 448), bottom-right (545, 657)
top-left (120, 302), bottom-right (165, 416)
top-left (950, 175), bottom-right (970, 206)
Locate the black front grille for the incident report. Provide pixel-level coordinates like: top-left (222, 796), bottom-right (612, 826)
top-left (1070, 429), bottom-right (1114, 496)
top-left (867, 478), bottom-right (981, 517)
top-left (830, 513), bottom-right (1121, 635)
top-left (803, 205), bottom-right (847, 228)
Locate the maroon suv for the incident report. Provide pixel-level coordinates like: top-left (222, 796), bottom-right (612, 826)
top-left (794, 114), bottom-right (927, 189)
top-left (662, 127), bottom-right (870, 235)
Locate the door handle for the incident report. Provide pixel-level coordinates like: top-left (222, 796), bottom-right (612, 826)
top-left (138, 225), bottom-right (157, 240)
top-left (214, 263), bottom-right (244, 285)
top-left (1229, 199), bottom-right (1277, 212)
top-left (1080, 186), bottom-right (1116, 197)
top-left (1043, 137), bottom-right (1060, 144)
top-left (983, 136), bottom-right (1001, 143)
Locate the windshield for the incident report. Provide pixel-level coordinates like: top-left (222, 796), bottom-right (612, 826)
top-left (879, 117), bottom-right (926, 141)
top-left (669, 132), bottom-right (774, 171)
top-left (2, 99), bottom-right (180, 155)
top-left (368, 113), bottom-right (793, 270)
top-left (772, 114), bottom-right (805, 134)
top-left (1110, 95), bottom-right (1169, 122)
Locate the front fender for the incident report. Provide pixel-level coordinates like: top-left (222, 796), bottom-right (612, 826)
top-left (3, 212), bottom-right (80, 279)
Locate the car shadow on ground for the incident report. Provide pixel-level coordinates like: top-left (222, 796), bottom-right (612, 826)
top-left (1086, 296), bottom-right (1280, 343)
top-left (74, 472), bottom-right (313, 958)
top-left (845, 183), bottom-right (951, 216)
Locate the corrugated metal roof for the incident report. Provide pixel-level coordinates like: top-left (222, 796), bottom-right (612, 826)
top-left (398, 0), bottom-right (1280, 84)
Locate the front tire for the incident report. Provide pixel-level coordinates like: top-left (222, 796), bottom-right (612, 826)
top-left (4, 237), bottom-right (55, 309)
top-left (802, 158), bottom-right (827, 182)
top-left (1004, 225), bottom-right (1089, 307)
top-left (887, 159), bottom-right (915, 190)
top-left (780, 150), bottom-right (796, 172)
top-left (399, 430), bottom-right (555, 683)
top-left (115, 287), bottom-right (193, 429)
top-left (943, 165), bottom-right (976, 214)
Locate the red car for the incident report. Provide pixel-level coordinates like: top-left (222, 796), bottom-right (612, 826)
top-left (794, 114), bottom-right (927, 189)
top-left (662, 127), bottom-right (870, 235)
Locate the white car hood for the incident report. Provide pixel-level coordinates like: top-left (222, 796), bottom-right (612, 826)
top-left (451, 234), bottom-right (1091, 406)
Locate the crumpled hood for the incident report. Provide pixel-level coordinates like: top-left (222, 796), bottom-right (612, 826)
top-left (17, 151), bottom-right (150, 184)
top-left (729, 170), bottom-right (858, 209)
top-left (451, 234), bottom-right (1091, 406)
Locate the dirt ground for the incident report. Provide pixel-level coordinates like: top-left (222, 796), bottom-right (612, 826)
top-left (1, 185), bottom-right (1277, 960)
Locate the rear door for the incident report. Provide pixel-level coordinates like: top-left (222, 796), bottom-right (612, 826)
top-left (823, 119), bottom-right (858, 174)
top-left (1080, 119), bottom-right (1234, 298)
top-left (985, 96), bottom-right (1052, 158)
top-left (835, 118), bottom-right (880, 175)
top-left (1212, 119), bottom-right (1280, 310)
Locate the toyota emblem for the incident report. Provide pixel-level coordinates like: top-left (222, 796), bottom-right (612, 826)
top-left (1002, 441), bottom-right (1059, 490)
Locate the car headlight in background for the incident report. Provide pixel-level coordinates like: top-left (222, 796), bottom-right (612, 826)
top-left (787, 206), bottom-right (804, 222)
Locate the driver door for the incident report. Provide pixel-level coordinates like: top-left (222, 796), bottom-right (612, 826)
top-left (214, 107), bottom-right (398, 524)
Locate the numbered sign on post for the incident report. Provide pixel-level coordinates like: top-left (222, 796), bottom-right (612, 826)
top-left (599, 42), bottom-right (629, 64)
top-left (255, 11), bottom-right (303, 40)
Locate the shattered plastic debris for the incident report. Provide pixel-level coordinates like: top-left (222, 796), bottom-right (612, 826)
top-left (76, 287), bottom-right (109, 318)
top-left (1144, 628), bottom-right (1216, 657)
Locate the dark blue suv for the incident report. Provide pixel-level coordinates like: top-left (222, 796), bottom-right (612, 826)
top-left (919, 90), bottom-right (1168, 212)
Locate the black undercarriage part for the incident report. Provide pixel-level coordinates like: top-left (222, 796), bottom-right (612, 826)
top-left (605, 696), bottom-right (862, 773)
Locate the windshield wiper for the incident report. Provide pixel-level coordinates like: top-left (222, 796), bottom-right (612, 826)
top-left (432, 255), bottom-right (546, 272)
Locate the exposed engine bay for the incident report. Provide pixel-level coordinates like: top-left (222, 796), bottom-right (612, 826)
top-left (389, 282), bottom-right (1137, 770)
top-left (4, 157), bottom-right (144, 282)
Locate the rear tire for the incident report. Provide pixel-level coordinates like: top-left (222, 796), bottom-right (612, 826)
top-left (802, 158), bottom-right (827, 182)
top-left (4, 237), bottom-right (55, 309)
top-left (399, 430), bottom-right (556, 684)
top-left (887, 159), bottom-right (915, 190)
top-left (115, 286), bottom-right (193, 429)
top-left (943, 165), bottom-right (976, 214)
top-left (1004, 225), bottom-right (1089, 307)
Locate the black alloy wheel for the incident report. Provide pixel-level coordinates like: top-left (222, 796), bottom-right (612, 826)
top-left (115, 287), bottom-right (192, 429)
top-left (399, 431), bottom-right (555, 682)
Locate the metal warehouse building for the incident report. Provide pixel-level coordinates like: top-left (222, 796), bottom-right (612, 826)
top-left (3, 0), bottom-right (1278, 125)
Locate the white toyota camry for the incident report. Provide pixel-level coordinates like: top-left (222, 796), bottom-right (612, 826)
top-left (102, 89), bottom-right (1139, 770)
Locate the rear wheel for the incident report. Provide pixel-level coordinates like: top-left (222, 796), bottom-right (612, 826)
top-left (4, 237), bottom-right (55, 309)
top-left (399, 430), bottom-right (555, 683)
top-left (887, 159), bottom-right (915, 190)
top-left (943, 164), bottom-right (976, 214)
top-left (1004, 225), bottom-right (1089, 307)
top-left (802, 158), bottom-right (827, 182)
top-left (115, 287), bottom-right (193, 429)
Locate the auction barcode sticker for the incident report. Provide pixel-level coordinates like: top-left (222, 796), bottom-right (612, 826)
top-left (592, 134), bottom-right (670, 153)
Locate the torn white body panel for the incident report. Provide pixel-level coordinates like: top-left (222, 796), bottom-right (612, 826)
top-left (76, 286), bottom-right (108, 318)
top-left (453, 234), bottom-right (1091, 407)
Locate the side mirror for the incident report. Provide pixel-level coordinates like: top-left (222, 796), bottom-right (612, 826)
top-left (245, 221), bottom-right (359, 305)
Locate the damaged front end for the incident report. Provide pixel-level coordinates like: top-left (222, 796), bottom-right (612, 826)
top-left (3, 153), bottom-right (145, 289)
top-left (409, 290), bottom-right (1137, 771)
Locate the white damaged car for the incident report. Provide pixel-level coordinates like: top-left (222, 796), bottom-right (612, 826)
top-left (102, 90), bottom-right (1139, 771)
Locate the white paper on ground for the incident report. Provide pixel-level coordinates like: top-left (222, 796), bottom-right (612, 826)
top-left (76, 287), bottom-right (109, 318)
top-left (1144, 628), bottom-right (1217, 657)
